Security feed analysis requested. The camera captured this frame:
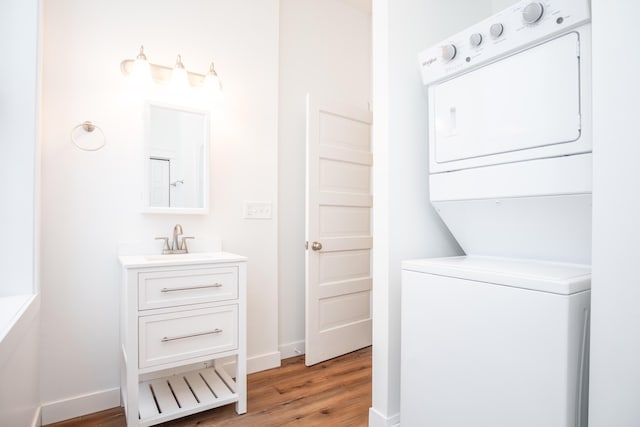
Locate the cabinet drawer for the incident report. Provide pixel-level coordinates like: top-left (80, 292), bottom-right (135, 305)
top-left (138, 267), bottom-right (238, 310)
top-left (139, 305), bottom-right (238, 369)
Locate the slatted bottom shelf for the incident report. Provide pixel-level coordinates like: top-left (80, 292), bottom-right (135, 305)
top-left (138, 366), bottom-right (238, 426)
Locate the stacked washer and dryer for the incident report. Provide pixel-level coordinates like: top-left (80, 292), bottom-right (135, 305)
top-left (401, 1), bottom-right (592, 426)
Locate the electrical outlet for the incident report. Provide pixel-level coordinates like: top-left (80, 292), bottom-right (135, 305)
top-left (243, 201), bottom-right (272, 219)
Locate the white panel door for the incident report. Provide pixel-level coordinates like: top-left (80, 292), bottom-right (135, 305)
top-left (305, 94), bottom-right (373, 366)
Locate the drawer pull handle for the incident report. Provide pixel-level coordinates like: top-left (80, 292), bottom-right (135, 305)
top-left (160, 283), bottom-right (223, 293)
top-left (161, 328), bottom-right (223, 343)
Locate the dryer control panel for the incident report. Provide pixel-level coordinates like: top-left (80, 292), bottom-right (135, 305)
top-left (418, 0), bottom-right (590, 85)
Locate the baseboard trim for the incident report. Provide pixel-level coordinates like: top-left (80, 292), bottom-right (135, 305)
top-left (30, 405), bottom-right (41, 427)
top-left (369, 407), bottom-right (400, 427)
top-left (279, 340), bottom-right (305, 359)
top-left (247, 351), bottom-right (281, 374)
top-left (41, 387), bottom-right (120, 425)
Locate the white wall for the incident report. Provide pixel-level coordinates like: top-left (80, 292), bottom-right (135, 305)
top-left (370, 0), bottom-right (491, 424)
top-left (278, 0), bottom-right (371, 359)
top-left (589, 2), bottom-right (640, 426)
top-left (40, 0), bottom-right (279, 422)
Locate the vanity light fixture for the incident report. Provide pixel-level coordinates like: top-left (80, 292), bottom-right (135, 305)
top-left (129, 46), bottom-right (152, 87)
top-left (120, 45), bottom-right (222, 93)
top-left (203, 62), bottom-right (222, 93)
top-left (170, 54), bottom-right (190, 91)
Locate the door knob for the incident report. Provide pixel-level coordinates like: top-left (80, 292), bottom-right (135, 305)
top-left (311, 241), bottom-right (323, 251)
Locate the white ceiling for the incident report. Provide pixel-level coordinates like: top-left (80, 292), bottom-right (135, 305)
top-left (339, 0), bottom-right (372, 15)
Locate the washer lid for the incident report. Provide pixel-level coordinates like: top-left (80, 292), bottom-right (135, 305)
top-left (402, 255), bottom-right (591, 295)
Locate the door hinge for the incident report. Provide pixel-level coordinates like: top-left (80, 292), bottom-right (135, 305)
top-left (305, 241), bottom-right (309, 250)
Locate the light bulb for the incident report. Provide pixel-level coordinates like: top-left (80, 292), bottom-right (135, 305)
top-left (170, 54), bottom-right (190, 91)
top-left (203, 63), bottom-right (221, 92)
top-left (130, 45), bottom-right (152, 88)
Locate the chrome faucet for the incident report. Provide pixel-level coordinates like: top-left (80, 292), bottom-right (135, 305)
top-left (154, 224), bottom-right (195, 254)
top-left (172, 224), bottom-right (183, 251)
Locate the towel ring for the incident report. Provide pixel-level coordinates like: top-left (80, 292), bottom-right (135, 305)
top-left (71, 121), bottom-right (106, 151)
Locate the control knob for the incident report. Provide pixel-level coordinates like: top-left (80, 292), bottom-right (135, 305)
top-left (441, 44), bottom-right (457, 61)
top-left (522, 2), bottom-right (544, 24)
top-left (469, 33), bottom-right (483, 47)
top-left (490, 23), bottom-right (504, 38)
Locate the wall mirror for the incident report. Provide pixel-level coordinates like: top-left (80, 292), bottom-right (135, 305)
top-left (144, 102), bottom-right (210, 214)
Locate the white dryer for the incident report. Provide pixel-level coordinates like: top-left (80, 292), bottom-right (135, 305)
top-left (421, 0), bottom-right (592, 264)
top-left (402, 0), bottom-right (592, 425)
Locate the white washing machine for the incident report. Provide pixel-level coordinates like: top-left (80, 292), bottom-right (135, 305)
top-left (402, 257), bottom-right (590, 427)
top-left (402, 0), bottom-right (592, 425)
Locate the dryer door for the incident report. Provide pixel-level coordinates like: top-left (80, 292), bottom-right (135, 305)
top-left (431, 31), bottom-right (586, 172)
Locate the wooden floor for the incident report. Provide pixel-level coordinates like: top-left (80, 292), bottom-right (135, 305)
top-left (45, 347), bottom-right (371, 427)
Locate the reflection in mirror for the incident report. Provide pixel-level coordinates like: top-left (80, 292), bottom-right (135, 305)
top-left (145, 103), bottom-right (209, 213)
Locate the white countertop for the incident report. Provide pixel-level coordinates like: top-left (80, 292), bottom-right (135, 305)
top-left (119, 251), bottom-right (247, 269)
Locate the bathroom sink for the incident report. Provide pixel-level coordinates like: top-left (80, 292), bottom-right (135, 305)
top-left (143, 253), bottom-right (216, 262)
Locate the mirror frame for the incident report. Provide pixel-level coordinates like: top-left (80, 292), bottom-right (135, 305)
top-left (142, 101), bottom-right (211, 215)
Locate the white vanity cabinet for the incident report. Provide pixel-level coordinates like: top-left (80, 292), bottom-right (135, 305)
top-left (118, 253), bottom-right (247, 426)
